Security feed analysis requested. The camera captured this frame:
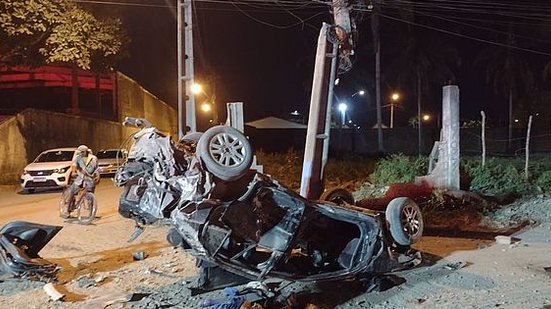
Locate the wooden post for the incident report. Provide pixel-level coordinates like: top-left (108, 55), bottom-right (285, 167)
top-left (525, 115), bottom-right (533, 180)
top-left (481, 111), bottom-right (486, 167)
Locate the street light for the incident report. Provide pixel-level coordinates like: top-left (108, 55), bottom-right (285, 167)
top-left (191, 83), bottom-right (203, 95)
top-left (201, 102), bottom-right (212, 113)
top-left (390, 92), bottom-right (400, 129)
top-left (191, 82), bottom-right (219, 125)
top-left (352, 90), bottom-right (365, 97)
top-left (338, 102), bottom-right (347, 126)
top-left (422, 114), bottom-right (431, 122)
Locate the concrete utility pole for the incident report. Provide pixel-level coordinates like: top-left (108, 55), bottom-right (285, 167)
top-left (300, 23), bottom-right (334, 200)
top-left (300, 0), bottom-right (355, 199)
top-left (371, 0), bottom-right (383, 154)
top-left (177, 0), bottom-right (196, 138)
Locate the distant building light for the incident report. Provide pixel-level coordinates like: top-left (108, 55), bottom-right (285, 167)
top-left (291, 110), bottom-right (300, 116)
top-left (514, 119), bottom-right (519, 123)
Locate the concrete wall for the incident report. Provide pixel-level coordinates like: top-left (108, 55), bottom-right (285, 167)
top-left (117, 73), bottom-right (177, 136)
top-left (17, 109), bottom-right (123, 159)
top-left (0, 109), bottom-right (127, 184)
top-left (0, 116), bottom-right (27, 182)
top-left (0, 73), bottom-right (178, 185)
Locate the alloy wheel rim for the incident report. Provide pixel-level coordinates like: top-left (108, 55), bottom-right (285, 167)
top-left (401, 204), bottom-right (421, 238)
top-left (209, 133), bottom-right (246, 167)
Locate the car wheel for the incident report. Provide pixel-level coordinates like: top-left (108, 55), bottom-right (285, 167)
top-left (320, 188), bottom-right (354, 205)
top-left (386, 197), bottom-right (423, 246)
top-left (197, 126), bottom-right (253, 181)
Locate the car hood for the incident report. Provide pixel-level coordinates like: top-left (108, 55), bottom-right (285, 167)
top-left (24, 162), bottom-right (72, 171)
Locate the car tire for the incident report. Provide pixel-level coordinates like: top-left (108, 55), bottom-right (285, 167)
top-left (320, 188), bottom-right (354, 205)
top-left (386, 197), bottom-right (423, 246)
top-left (197, 126), bottom-right (253, 181)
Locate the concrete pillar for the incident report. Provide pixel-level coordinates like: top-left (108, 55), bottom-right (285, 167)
top-left (442, 85), bottom-right (460, 190)
top-left (416, 85), bottom-right (460, 190)
top-left (226, 102), bottom-right (244, 133)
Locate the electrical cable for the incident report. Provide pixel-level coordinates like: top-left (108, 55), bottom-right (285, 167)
top-left (373, 12), bottom-right (551, 56)
top-left (384, 5), bottom-right (551, 45)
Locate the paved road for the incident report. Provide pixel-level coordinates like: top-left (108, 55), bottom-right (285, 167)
top-left (0, 180), bottom-right (122, 227)
top-left (0, 180), bottom-right (170, 261)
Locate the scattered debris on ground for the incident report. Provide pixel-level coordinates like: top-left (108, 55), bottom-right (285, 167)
top-left (43, 282), bottom-right (64, 301)
top-left (133, 251), bottom-right (148, 261)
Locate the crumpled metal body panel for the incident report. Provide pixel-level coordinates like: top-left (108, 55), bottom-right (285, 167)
top-left (0, 221), bottom-right (61, 281)
top-left (116, 120), bottom-right (417, 283)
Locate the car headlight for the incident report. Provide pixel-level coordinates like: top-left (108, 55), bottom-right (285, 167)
top-left (22, 170), bottom-right (29, 175)
top-left (54, 167), bottom-right (69, 173)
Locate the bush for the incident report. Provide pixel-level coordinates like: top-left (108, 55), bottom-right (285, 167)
top-left (463, 158), bottom-right (532, 195)
top-left (370, 154), bottom-right (427, 185)
top-left (535, 170), bottom-right (551, 192)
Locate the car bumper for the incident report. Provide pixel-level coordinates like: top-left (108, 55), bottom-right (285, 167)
top-left (20, 172), bottom-right (70, 190)
top-left (98, 165), bottom-right (118, 175)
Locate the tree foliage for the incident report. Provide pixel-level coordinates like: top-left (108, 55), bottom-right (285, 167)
top-left (0, 0), bottom-right (128, 70)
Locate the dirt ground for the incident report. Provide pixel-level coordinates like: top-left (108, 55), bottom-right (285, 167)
top-left (0, 182), bottom-right (550, 308)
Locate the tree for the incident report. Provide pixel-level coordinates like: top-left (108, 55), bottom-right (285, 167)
top-left (0, 0), bottom-right (127, 71)
top-left (477, 33), bottom-right (535, 150)
top-left (386, 27), bottom-right (459, 155)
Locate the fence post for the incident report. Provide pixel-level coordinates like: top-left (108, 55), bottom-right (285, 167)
top-left (480, 111), bottom-right (486, 167)
top-left (525, 115), bottom-right (533, 180)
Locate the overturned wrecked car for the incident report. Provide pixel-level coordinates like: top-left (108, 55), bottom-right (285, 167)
top-left (114, 118), bottom-right (423, 285)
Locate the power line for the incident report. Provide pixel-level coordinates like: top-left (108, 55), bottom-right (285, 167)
top-left (230, 2), bottom-right (326, 29)
top-left (376, 12), bottom-right (551, 56)
top-left (75, 0), bottom-right (328, 12)
top-left (386, 0), bottom-right (551, 22)
top-left (387, 6), bottom-right (551, 45)
top-left (76, 0), bottom-right (173, 8)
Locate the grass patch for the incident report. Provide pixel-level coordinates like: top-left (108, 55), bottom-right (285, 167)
top-left (256, 150), bottom-right (377, 192)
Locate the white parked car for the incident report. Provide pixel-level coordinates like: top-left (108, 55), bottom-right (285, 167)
top-left (96, 149), bottom-right (126, 176)
top-left (20, 147), bottom-right (77, 193)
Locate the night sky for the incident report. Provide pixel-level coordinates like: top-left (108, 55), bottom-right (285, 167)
top-left (82, 0), bottom-right (551, 129)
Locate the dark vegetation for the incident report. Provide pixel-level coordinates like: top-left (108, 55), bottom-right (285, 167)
top-left (258, 152), bottom-right (550, 232)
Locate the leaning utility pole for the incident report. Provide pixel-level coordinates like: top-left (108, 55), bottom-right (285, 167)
top-left (177, 0), bottom-right (196, 138)
top-left (300, 0), bottom-right (352, 200)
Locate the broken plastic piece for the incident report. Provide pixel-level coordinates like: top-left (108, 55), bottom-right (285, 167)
top-left (128, 225), bottom-right (144, 242)
top-left (132, 251), bottom-right (147, 261)
top-left (443, 261), bottom-right (466, 270)
top-left (495, 235), bottom-right (521, 245)
top-left (43, 283), bottom-right (64, 301)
